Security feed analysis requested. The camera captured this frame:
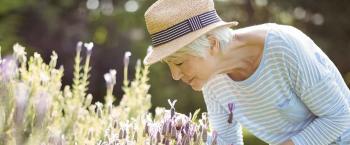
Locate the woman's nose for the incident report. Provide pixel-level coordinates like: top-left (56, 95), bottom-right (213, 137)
top-left (169, 65), bottom-right (183, 80)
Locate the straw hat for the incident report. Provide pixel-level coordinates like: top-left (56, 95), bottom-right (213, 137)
top-left (143, 0), bottom-right (239, 65)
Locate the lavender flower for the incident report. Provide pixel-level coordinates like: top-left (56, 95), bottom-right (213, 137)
top-left (228, 102), bottom-right (235, 124)
top-left (144, 122), bottom-right (149, 137)
top-left (171, 124), bottom-right (177, 138)
top-left (133, 131), bottom-right (138, 141)
top-left (123, 51), bottom-right (132, 86)
top-left (119, 129), bottom-right (124, 139)
top-left (124, 51), bottom-right (132, 68)
top-left (113, 119), bottom-right (119, 129)
top-left (0, 56), bottom-right (17, 81)
top-left (84, 42), bottom-right (94, 55)
top-left (76, 41), bottom-right (83, 52)
top-left (13, 43), bottom-right (26, 63)
top-left (201, 125), bottom-right (207, 142)
top-left (161, 122), bottom-right (167, 135)
top-left (34, 90), bottom-right (51, 127)
top-left (176, 133), bottom-right (182, 145)
top-left (49, 133), bottom-right (66, 145)
top-left (193, 130), bottom-right (198, 142)
top-left (13, 82), bottom-right (29, 126)
top-left (123, 129), bottom-right (127, 139)
top-left (156, 131), bottom-right (161, 143)
top-left (164, 139), bottom-right (170, 145)
top-left (104, 69), bottom-right (117, 90)
top-left (88, 128), bottom-right (94, 140)
top-left (167, 121), bottom-right (172, 135)
top-left (211, 130), bottom-right (217, 145)
top-left (168, 99), bottom-right (177, 118)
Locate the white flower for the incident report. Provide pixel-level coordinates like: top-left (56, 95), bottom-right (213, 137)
top-left (76, 41), bottom-right (83, 51)
top-left (124, 51), bottom-right (132, 67)
top-left (13, 43), bottom-right (26, 57)
top-left (104, 69), bottom-right (117, 89)
top-left (40, 72), bottom-right (50, 83)
top-left (104, 73), bottom-right (112, 83)
top-left (13, 43), bottom-right (27, 62)
top-left (147, 45), bottom-right (153, 54)
top-left (110, 69), bottom-right (116, 76)
top-left (84, 42), bottom-right (94, 54)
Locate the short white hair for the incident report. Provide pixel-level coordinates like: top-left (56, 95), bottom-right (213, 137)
top-left (164, 26), bottom-right (234, 62)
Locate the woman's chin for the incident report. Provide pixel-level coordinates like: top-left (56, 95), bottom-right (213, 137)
top-left (190, 81), bottom-right (203, 91)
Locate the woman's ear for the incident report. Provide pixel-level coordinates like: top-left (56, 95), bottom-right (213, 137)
top-left (207, 34), bottom-right (220, 56)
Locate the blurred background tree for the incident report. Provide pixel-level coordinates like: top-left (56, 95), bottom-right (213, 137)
top-left (0, 0), bottom-right (349, 144)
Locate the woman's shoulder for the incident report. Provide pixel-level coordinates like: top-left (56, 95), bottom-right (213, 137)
top-left (234, 23), bottom-right (270, 46)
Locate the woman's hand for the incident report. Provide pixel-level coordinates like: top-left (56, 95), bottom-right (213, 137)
top-left (280, 139), bottom-right (294, 145)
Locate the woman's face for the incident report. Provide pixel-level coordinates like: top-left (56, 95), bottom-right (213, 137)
top-left (166, 53), bottom-right (216, 91)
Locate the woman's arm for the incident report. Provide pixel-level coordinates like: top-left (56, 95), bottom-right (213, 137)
top-left (203, 87), bottom-right (244, 145)
top-left (280, 139), bottom-right (295, 145)
top-left (279, 24), bottom-right (350, 145)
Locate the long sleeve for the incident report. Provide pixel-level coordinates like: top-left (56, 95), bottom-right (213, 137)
top-left (279, 25), bottom-right (350, 145)
top-left (203, 87), bottom-right (244, 145)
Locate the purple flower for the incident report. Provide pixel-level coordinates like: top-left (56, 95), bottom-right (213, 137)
top-left (34, 90), bottom-right (51, 127)
top-left (227, 102), bottom-right (235, 124)
top-left (211, 130), bottom-right (218, 145)
top-left (171, 125), bottom-right (177, 138)
top-left (123, 129), bottom-right (127, 139)
top-left (162, 122), bottom-right (167, 135)
top-left (184, 122), bottom-right (190, 133)
top-left (201, 125), bottom-right (207, 142)
top-left (119, 129), bottom-right (124, 139)
top-left (144, 122), bottom-right (149, 137)
top-left (193, 130), bottom-right (198, 142)
top-left (164, 139), bottom-right (170, 145)
top-left (113, 119), bottom-right (119, 128)
top-left (13, 82), bottom-right (29, 126)
top-left (176, 133), bottom-right (182, 145)
top-left (156, 131), bottom-right (161, 143)
top-left (0, 56), bottom-right (18, 81)
top-left (167, 99), bottom-right (177, 118)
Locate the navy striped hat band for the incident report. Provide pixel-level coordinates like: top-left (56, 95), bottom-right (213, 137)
top-left (151, 10), bottom-right (221, 46)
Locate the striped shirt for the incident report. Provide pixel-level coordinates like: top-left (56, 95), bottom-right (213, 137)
top-left (202, 23), bottom-right (350, 145)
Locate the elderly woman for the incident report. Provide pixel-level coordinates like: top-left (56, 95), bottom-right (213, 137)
top-left (143, 0), bottom-right (350, 145)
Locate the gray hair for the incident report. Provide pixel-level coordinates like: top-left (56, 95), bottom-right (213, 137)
top-left (164, 26), bottom-right (234, 62)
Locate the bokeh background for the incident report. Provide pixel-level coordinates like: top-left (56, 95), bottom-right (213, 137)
top-left (1, 0), bottom-right (349, 144)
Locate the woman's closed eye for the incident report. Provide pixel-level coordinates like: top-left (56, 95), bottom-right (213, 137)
top-left (175, 62), bottom-right (183, 66)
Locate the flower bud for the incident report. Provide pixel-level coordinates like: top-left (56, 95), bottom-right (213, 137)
top-left (84, 42), bottom-right (94, 55)
top-left (123, 51), bottom-right (132, 68)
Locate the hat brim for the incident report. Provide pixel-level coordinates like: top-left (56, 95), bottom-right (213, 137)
top-left (143, 21), bottom-right (239, 65)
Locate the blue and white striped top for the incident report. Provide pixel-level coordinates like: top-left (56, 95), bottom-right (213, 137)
top-left (202, 23), bottom-right (350, 145)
